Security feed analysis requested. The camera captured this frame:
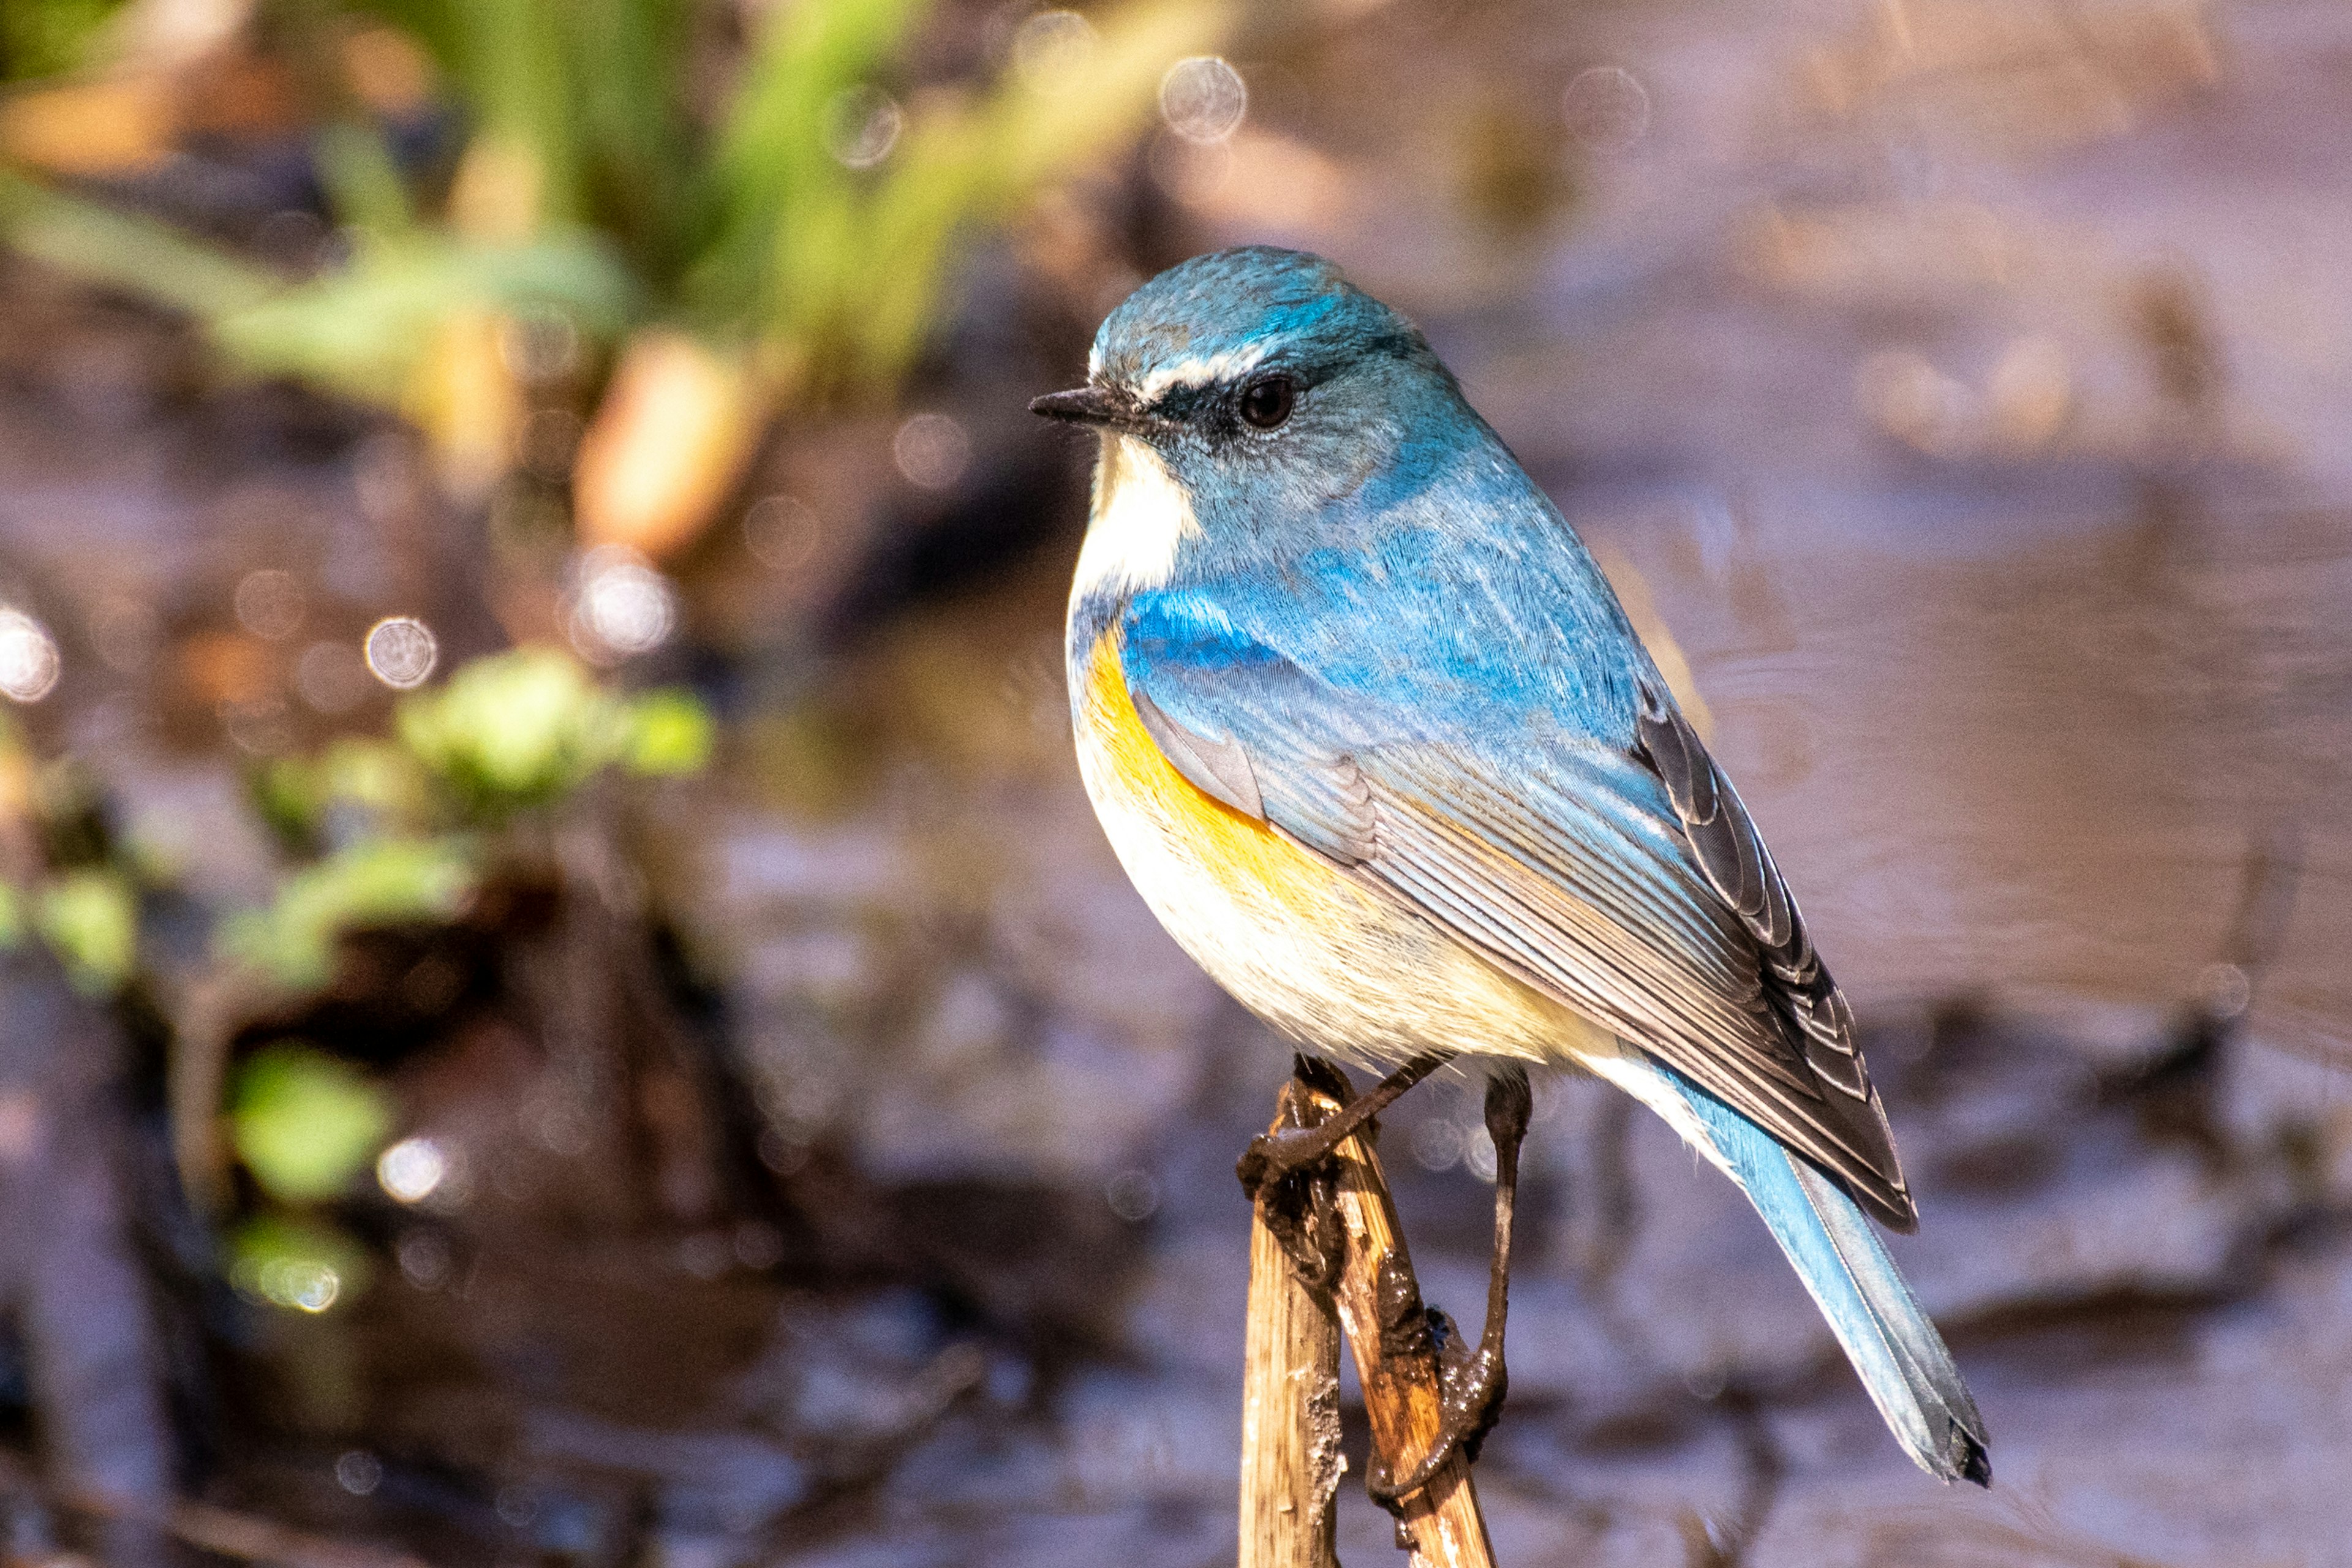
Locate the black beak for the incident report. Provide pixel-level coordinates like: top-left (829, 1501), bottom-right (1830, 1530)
top-left (1028, 385), bottom-right (1135, 429)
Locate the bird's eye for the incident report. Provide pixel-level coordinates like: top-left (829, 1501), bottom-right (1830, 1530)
top-left (1238, 374), bottom-right (1296, 431)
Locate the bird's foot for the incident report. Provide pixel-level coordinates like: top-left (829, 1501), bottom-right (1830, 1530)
top-left (1364, 1310), bottom-right (1512, 1506)
top-left (1235, 1050), bottom-right (1453, 1200)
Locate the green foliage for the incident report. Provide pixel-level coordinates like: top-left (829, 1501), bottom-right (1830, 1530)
top-left (0, 169), bottom-right (276, 321)
top-left (0, 1), bottom-right (1227, 413)
top-left (695, 0), bottom-right (928, 331)
top-left (712, 0), bottom-right (1229, 398)
top-left (396, 646), bottom-right (626, 809)
top-left (228, 1213), bottom-right (372, 1313)
top-left (37, 867), bottom-right (135, 995)
top-left (216, 230), bottom-right (635, 404)
top-left (623, 687), bottom-right (718, 777)
top-left (227, 649), bottom-right (709, 992)
top-left (231, 1045), bottom-right (394, 1204)
top-left (251, 739), bottom-right (435, 850)
top-left (1, 0), bottom-right (129, 82)
top-left (222, 835), bottom-right (477, 990)
top-left (395, 646), bottom-right (714, 808)
top-left (0, 881), bottom-right (24, 950)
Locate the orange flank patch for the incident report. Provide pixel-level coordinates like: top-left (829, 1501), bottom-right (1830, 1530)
top-left (1080, 630), bottom-right (1363, 915)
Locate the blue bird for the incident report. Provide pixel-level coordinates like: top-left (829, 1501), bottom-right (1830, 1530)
top-left (1032, 246), bottom-right (1988, 1492)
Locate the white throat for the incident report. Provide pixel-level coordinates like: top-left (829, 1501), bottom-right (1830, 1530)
top-left (1072, 433), bottom-right (1197, 598)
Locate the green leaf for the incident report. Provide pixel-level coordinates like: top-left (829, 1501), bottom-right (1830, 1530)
top-left (0, 882), bottom-right (25, 951)
top-left (695, 0), bottom-right (929, 331)
top-left (320, 737), bottom-right (434, 827)
top-left (231, 1047), bottom-right (394, 1205)
top-left (251, 756), bottom-right (328, 849)
top-left (36, 868), bottom-right (135, 995)
top-left (622, 688), bottom-right (715, 777)
top-left (396, 646), bottom-right (629, 809)
top-left (222, 836), bottom-right (477, 992)
top-left (228, 1213), bottom-right (372, 1313)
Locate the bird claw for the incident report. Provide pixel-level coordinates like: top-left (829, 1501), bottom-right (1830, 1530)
top-left (1363, 1321), bottom-right (1510, 1506)
top-left (1365, 1065), bottom-right (1532, 1509)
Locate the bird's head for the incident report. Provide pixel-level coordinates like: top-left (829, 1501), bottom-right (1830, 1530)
top-left (1033, 247), bottom-right (1471, 592)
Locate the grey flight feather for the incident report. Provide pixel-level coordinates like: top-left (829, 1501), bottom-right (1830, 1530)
top-left (1630, 682), bottom-right (1910, 1225)
top-left (1129, 685), bottom-right (1265, 820)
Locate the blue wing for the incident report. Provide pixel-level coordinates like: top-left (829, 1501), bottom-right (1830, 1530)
top-left (1118, 566), bottom-right (1916, 1230)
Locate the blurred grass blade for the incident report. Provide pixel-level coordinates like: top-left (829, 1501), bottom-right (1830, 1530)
top-left (564, 0), bottom-right (700, 284)
top-left (696, 0), bottom-right (929, 330)
top-left (764, 0), bottom-right (1234, 396)
top-left (214, 231), bottom-right (635, 400)
top-left (0, 168), bottom-right (276, 320)
top-left (314, 119), bottom-right (416, 235)
top-left (364, 0), bottom-right (581, 230)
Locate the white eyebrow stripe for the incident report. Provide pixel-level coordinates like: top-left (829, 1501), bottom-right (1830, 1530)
top-left (1132, 341), bottom-right (1271, 404)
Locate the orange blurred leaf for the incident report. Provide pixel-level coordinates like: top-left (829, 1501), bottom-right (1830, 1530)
top-left (573, 330), bottom-right (761, 560)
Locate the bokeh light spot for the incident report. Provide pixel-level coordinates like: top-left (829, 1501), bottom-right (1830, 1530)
top-left (825, 86), bottom-right (903, 170)
top-left (258, 1257), bottom-right (341, 1313)
top-left (396, 1230), bottom-right (451, 1289)
top-left (0, 610), bottom-right (62, 703)
top-left (497, 308), bottom-right (581, 385)
top-left (295, 639), bottom-right (374, 715)
top-left (568, 546), bottom-right (677, 663)
top-left (1106, 1168), bottom-right (1161, 1221)
top-left (334, 1450), bottom-right (383, 1497)
top-left (1012, 10), bottom-right (1096, 86)
top-left (365, 617), bottom-right (439, 690)
top-left (745, 494), bottom-right (823, 573)
top-left (89, 595), bottom-right (157, 674)
top-left (234, 569), bottom-right (306, 641)
top-left (1411, 1118), bottom-right (1464, 1173)
top-left (1563, 66), bottom-right (1651, 151)
top-left (892, 412), bottom-right (971, 492)
top-left (1463, 1126), bottom-right (1499, 1183)
top-left (1159, 56), bottom-right (1247, 145)
top-left (377, 1136), bottom-right (448, 1204)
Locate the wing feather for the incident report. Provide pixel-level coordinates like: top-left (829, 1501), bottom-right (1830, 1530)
top-left (1114, 596), bottom-right (1918, 1231)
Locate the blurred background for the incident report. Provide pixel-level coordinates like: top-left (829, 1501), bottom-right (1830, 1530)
top-left (0, 0), bottom-right (2348, 1562)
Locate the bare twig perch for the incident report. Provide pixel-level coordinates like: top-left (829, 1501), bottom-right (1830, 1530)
top-left (1240, 1081), bottom-right (1346, 1568)
top-left (1242, 1062), bottom-right (1496, 1568)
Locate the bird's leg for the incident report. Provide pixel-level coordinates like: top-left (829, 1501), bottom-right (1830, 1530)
top-left (1235, 1050), bottom-right (1455, 1199)
top-left (1366, 1064), bottom-right (1533, 1503)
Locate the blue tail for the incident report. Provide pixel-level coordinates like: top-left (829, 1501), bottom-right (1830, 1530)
top-left (1670, 1072), bottom-right (1991, 1486)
